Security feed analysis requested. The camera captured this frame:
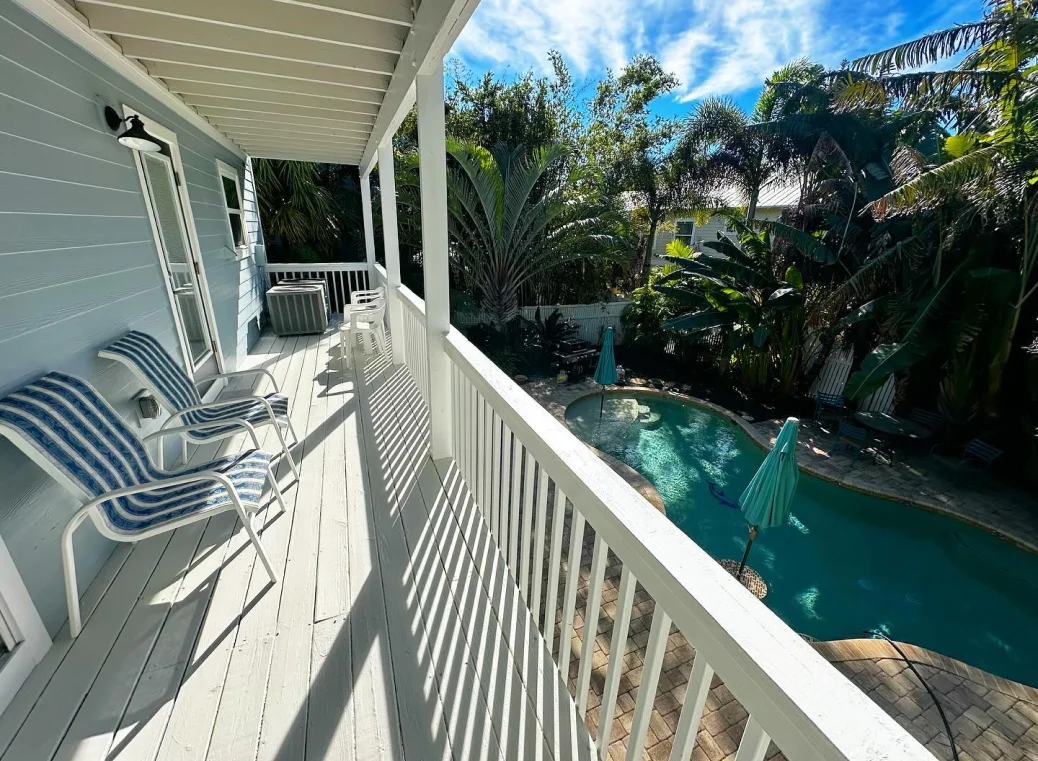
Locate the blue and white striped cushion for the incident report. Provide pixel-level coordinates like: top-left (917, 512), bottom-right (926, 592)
top-left (0, 372), bottom-right (272, 535)
top-left (101, 330), bottom-right (291, 439)
top-left (101, 331), bottom-right (202, 413)
top-left (183, 394), bottom-right (291, 440)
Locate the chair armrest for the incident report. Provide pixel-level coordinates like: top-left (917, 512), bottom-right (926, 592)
top-left (199, 367), bottom-right (280, 394)
top-left (144, 419), bottom-right (261, 450)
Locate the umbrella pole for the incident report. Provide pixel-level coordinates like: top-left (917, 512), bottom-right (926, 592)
top-left (599, 388), bottom-right (605, 419)
top-left (736, 525), bottom-right (759, 581)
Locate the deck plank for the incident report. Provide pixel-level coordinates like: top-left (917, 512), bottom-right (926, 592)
top-left (256, 332), bottom-right (335, 761)
top-left (206, 332), bottom-right (322, 761)
top-left (152, 338), bottom-right (305, 761)
top-left (1, 330), bottom-right (589, 761)
top-left (343, 351), bottom-right (402, 761)
top-left (0, 534), bottom-right (174, 761)
top-left (105, 333), bottom-right (292, 761)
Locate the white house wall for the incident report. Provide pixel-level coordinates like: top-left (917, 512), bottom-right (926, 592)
top-left (0, 2), bottom-right (265, 634)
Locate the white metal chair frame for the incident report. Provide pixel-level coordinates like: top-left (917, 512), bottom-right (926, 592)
top-left (339, 297), bottom-right (387, 369)
top-left (0, 414), bottom-right (285, 638)
top-left (99, 343), bottom-right (301, 479)
top-left (157, 369), bottom-right (300, 480)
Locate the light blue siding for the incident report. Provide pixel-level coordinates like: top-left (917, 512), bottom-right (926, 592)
top-left (0, 3), bottom-right (265, 635)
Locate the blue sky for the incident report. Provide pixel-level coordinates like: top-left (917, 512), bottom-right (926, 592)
top-left (448, 0), bottom-right (982, 117)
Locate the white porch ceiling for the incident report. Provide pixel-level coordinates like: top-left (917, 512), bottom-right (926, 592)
top-left (50, 0), bottom-right (476, 166)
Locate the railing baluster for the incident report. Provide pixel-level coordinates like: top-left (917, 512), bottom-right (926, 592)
top-left (667, 654), bottom-right (715, 761)
top-left (597, 564), bottom-right (636, 756)
top-left (518, 450), bottom-right (536, 599)
top-left (529, 465), bottom-right (550, 623)
top-left (733, 718), bottom-right (770, 761)
top-left (624, 608), bottom-right (672, 761)
top-left (490, 414), bottom-right (502, 542)
top-left (481, 398), bottom-right (492, 518)
top-left (558, 506), bottom-right (586, 682)
top-left (544, 485), bottom-right (566, 640)
top-left (468, 380), bottom-right (478, 492)
top-left (508, 435), bottom-right (522, 572)
top-left (576, 532), bottom-right (608, 716)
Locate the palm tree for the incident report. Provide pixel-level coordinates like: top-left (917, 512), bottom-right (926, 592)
top-left (253, 159), bottom-right (337, 260)
top-left (841, 0), bottom-right (1038, 405)
top-left (445, 140), bottom-right (616, 326)
top-left (688, 60), bottom-right (823, 223)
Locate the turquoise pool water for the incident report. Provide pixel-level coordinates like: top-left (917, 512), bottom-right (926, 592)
top-left (565, 393), bottom-right (1038, 687)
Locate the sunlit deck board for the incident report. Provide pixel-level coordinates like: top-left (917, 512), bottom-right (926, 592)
top-left (0, 325), bottom-right (591, 761)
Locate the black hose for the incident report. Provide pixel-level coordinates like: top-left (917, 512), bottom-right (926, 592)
top-left (864, 630), bottom-right (959, 761)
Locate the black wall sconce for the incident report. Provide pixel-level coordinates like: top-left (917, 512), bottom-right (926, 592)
top-left (104, 106), bottom-right (163, 153)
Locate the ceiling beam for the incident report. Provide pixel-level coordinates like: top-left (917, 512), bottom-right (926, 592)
top-left (77, 0), bottom-right (409, 54)
top-left (226, 131), bottom-right (369, 147)
top-left (107, 24), bottom-right (399, 75)
top-left (181, 94), bottom-right (379, 118)
top-left (194, 106), bottom-right (374, 128)
top-left (239, 143), bottom-right (365, 159)
top-left (163, 79), bottom-right (383, 106)
top-left (11, 0), bottom-right (243, 157)
top-left (360, 0), bottom-right (482, 171)
top-left (143, 59), bottom-right (389, 93)
top-left (267, 0), bottom-right (413, 26)
top-left (218, 123), bottom-right (373, 139)
top-left (246, 148), bottom-right (362, 163)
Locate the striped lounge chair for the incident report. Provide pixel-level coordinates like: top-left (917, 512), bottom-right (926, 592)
top-left (0, 372), bottom-right (286, 638)
top-left (99, 331), bottom-right (299, 478)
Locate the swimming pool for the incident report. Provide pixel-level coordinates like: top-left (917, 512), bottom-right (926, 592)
top-left (565, 392), bottom-right (1038, 688)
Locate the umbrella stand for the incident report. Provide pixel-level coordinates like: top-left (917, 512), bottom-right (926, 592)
top-left (736, 525), bottom-right (759, 580)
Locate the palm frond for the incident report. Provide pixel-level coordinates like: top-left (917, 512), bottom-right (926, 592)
top-left (850, 21), bottom-right (996, 74)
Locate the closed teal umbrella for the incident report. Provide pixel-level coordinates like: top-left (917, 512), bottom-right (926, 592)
top-left (736, 417), bottom-right (800, 579)
top-left (593, 327), bottom-right (618, 418)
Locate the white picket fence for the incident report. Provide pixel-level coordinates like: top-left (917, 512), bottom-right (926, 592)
top-left (454, 301), bottom-right (630, 345)
top-left (808, 346), bottom-right (895, 413)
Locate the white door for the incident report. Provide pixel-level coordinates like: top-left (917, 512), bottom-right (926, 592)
top-left (139, 151), bottom-right (219, 376)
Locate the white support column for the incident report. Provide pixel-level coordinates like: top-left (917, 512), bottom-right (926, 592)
top-left (378, 139), bottom-right (405, 366)
top-left (416, 59), bottom-right (452, 459)
top-left (360, 171), bottom-right (376, 267)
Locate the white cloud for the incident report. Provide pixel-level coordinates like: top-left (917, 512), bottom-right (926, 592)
top-left (449, 0), bottom-right (961, 105)
top-left (451, 0), bottom-right (645, 76)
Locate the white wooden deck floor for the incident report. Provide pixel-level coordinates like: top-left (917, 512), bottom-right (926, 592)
top-left (0, 326), bottom-right (593, 761)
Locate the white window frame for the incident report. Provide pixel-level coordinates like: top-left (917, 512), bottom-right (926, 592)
top-left (674, 218), bottom-right (695, 247)
top-left (215, 159), bottom-right (252, 260)
top-left (125, 105), bottom-right (227, 375)
top-left (0, 533), bottom-right (51, 716)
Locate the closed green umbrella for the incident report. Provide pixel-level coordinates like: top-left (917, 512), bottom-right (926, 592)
top-left (736, 417), bottom-right (800, 579)
top-left (593, 327), bottom-right (618, 419)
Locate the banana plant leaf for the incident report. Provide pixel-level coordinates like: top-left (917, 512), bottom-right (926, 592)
top-left (764, 221), bottom-right (840, 264)
top-left (663, 310), bottom-right (738, 332)
top-left (835, 296), bottom-right (889, 329)
top-left (767, 287), bottom-right (804, 308)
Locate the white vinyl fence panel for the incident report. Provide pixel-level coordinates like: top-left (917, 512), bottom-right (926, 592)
top-left (807, 346), bottom-right (896, 413)
top-left (807, 346), bottom-right (854, 399)
top-left (455, 301), bottom-right (630, 345)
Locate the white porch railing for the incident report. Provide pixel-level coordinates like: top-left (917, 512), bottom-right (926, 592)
top-left (368, 263), bottom-right (929, 761)
top-left (265, 262), bottom-right (371, 313)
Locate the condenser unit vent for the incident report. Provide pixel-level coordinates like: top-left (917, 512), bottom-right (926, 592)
top-left (266, 283), bottom-right (328, 335)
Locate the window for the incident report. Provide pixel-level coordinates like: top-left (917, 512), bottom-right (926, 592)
top-left (215, 160), bottom-right (250, 258)
top-left (675, 219), bottom-right (695, 247)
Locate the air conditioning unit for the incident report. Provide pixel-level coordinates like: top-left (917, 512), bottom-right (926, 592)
top-left (266, 283), bottom-right (328, 336)
top-left (276, 277), bottom-right (330, 317)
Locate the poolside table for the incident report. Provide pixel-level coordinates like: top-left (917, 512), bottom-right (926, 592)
top-left (853, 412), bottom-right (931, 464)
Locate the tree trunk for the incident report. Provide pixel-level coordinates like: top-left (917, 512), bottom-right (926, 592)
top-left (641, 216), bottom-right (659, 286)
top-left (746, 188), bottom-right (759, 224)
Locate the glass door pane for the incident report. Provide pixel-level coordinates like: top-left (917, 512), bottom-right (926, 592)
top-left (141, 153), bottom-right (214, 368)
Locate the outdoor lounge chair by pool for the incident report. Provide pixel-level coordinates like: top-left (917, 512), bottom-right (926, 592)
top-left (0, 372), bottom-right (285, 637)
top-left (99, 330), bottom-right (299, 477)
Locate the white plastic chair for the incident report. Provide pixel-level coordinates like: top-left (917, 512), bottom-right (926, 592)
top-left (339, 298), bottom-right (387, 368)
top-left (0, 372), bottom-right (286, 637)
